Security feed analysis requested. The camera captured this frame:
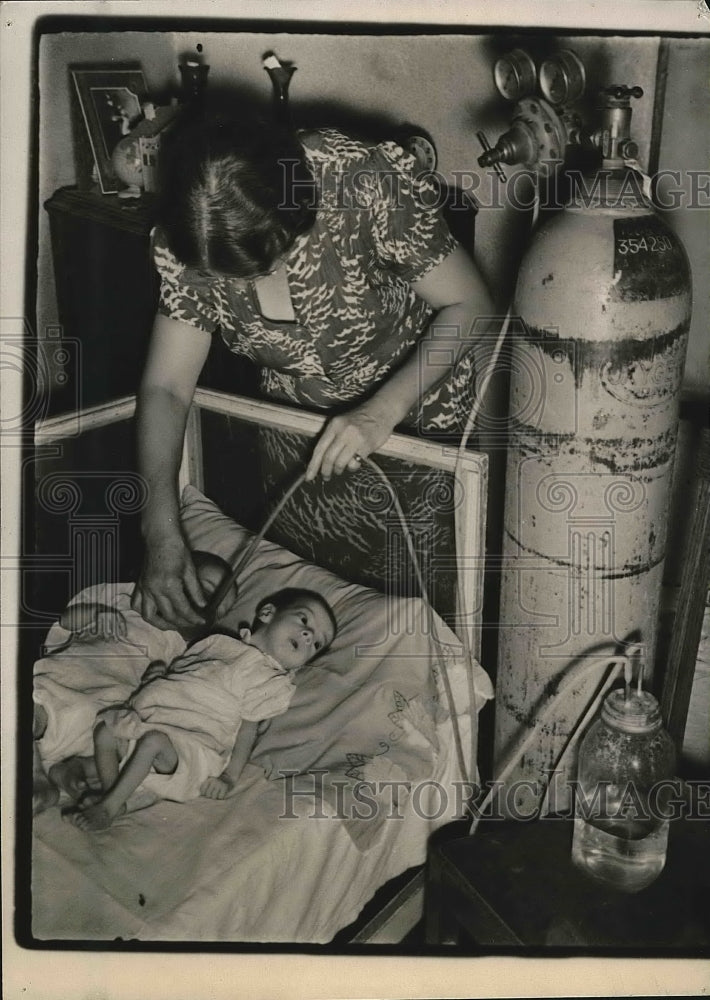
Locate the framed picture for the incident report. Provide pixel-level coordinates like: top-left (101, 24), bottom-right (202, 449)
top-left (70, 65), bottom-right (147, 193)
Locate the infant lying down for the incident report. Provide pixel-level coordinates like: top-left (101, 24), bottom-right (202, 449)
top-left (33, 552), bottom-right (336, 831)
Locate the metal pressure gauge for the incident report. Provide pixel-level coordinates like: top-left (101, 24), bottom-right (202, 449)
top-left (406, 134), bottom-right (438, 172)
top-left (493, 49), bottom-right (537, 101)
top-left (539, 49), bottom-right (586, 105)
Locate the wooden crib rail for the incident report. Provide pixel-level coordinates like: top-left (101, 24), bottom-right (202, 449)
top-left (34, 394), bottom-right (136, 444)
top-left (34, 387), bottom-right (488, 473)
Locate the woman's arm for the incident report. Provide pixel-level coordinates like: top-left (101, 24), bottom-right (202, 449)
top-left (131, 313), bottom-right (212, 629)
top-left (201, 719), bottom-right (259, 799)
top-left (305, 245), bottom-right (497, 479)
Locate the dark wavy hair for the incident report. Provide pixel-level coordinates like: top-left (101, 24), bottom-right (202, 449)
top-left (159, 113), bottom-right (318, 279)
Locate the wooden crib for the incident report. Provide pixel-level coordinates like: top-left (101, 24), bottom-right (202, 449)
top-left (27, 387), bottom-right (491, 945)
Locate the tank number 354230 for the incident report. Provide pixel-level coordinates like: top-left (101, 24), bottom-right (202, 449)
top-left (616, 235), bottom-right (675, 255)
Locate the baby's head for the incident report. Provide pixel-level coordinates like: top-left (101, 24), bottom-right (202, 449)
top-left (249, 588), bottom-right (337, 673)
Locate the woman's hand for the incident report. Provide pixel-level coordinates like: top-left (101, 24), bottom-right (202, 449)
top-left (131, 533), bottom-right (206, 631)
top-left (305, 400), bottom-right (395, 481)
top-left (133, 314), bottom-right (212, 631)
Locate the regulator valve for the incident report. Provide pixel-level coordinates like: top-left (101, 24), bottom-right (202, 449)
top-left (477, 98), bottom-right (575, 178)
top-left (583, 85), bottom-right (644, 169)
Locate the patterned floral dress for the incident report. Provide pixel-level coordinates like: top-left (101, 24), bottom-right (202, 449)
top-left (154, 129), bottom-right (478, 618)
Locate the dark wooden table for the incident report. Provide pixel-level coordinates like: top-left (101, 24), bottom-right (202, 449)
top-left (425, 816), bottom-right (710, 951)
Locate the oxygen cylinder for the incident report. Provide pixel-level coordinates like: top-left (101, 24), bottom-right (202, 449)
top-left (495, 159), bottom-right (692, 817)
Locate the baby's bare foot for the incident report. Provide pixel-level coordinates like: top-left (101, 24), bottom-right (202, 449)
top-left (66, 798), bottom-right (125, 832)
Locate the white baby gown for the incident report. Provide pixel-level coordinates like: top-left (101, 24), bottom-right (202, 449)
top-left (99, 632), bottom-right (296, 802)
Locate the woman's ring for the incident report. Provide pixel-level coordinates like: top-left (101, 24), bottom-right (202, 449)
top-left (352, 454), bottom-right (362, 464)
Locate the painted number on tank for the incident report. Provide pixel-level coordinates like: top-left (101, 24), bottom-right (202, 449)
top-left (617, 235), bottom-right (675, 255)
top-left (612, 217), bottom-right (689, 301)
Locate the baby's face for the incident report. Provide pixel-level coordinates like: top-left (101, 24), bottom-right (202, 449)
top-left (256, 598), bottom-right (335, 673)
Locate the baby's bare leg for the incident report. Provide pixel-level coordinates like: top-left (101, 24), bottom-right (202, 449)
top-left (68, 730), bottom-right (177, 832)
top-left (93, 719), bottom-right (122, 794)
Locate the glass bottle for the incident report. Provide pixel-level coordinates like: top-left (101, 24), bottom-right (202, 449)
top-left (571, 683), bottom-right (676, 893)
